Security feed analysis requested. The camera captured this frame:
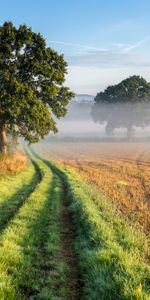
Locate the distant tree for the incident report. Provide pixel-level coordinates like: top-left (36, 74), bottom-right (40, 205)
top-left (91, 76), bottom-right (150, 139)
top-left (0, 21), bottom-right (74, 153)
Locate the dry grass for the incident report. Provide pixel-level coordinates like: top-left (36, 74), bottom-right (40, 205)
top-left (0, 151), bottom-right (27, 175)
top-left (34, 141), bottom-right (150, 234)
top-left (62, 159), bottom-right (150, 234)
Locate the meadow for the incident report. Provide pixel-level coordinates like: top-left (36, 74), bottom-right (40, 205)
top-left (0, 142), bottom-right (149, 299)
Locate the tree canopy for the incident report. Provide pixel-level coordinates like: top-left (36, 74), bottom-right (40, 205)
top-left (0, 21), bottom-right (74, 153)
top-left (91, 76), bottom-right (150, 138)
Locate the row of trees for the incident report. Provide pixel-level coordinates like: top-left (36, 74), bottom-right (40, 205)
top-left (91, 76), bottom-right (150, 139)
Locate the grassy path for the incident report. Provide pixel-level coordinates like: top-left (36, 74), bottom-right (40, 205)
top-left (34, 147), bottom-right (150, 300)
top-left (0, 147), bottom-right (149, 299)
top-left (0, 148), bottom-right (80, 300)
top-left (29, 149), bottom-right (81, 300)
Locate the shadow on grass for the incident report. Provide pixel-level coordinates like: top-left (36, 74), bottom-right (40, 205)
top-left (0, 160), bottom-right (41, 233)
top-left (16, 173), bottom-right (65, 300)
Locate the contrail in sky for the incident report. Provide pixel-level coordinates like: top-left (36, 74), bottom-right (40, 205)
top-left (50, 38), bottom-right (150, 54)
top-left (122, 36), bottom-right (150, 53)
top-left (49, 40), bottom-right (108, 51)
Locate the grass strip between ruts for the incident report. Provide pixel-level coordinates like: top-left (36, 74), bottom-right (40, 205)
top-left (0, 150), bottom-right (69, 300)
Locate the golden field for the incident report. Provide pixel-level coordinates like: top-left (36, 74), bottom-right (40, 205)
top-left (36, 141), bottom-right (150, 234)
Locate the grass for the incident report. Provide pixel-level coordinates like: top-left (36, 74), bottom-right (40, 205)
top-left (0, 146), bottom-right (150, 299)
top-left (44, 159), bottom-right (150, 300)
top-left (0, 151), bottom-right (27, 175)
top-left (0, 149), bottom-right (69, 300)
top-left (57, 159), bottom-right (150, 233)
top-left (0, 162), bottom-right (40, 232)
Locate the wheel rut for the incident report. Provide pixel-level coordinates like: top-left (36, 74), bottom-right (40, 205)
top-left (29, 149), bottom-right (82, 299)
top-left (60, 178), bottom-right (82, 300)
top-left (0, 158), bottom-right (41, 234)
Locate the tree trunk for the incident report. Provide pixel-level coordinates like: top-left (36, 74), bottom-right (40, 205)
top-left (0, 124), bottom-right (7, 155)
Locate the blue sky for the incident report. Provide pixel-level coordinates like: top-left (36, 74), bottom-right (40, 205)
top-left (1, 0), bottom-right (150, 94)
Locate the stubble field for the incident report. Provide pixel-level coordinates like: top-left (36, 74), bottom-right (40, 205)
top-left (35, 141), bottom-right (150, 234)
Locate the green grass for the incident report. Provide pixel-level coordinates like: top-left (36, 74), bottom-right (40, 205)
top-left (0, 161), bottom-right (39, 232)
top-left (45, 160), bottom-right (150, 300)
top-left (0, 146), bottom-right (150, 299)
top-left (0, 162), bottom-right (36, 205)
top-left (0, 150), bottom-right (69, 300)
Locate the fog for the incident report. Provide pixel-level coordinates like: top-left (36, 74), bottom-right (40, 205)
top-left (48, 98), bottom-right (150, 141)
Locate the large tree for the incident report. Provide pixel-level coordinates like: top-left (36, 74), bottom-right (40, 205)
top-left (91, 76), bottom-right (150, 139)
top-left (0, 21), bottom-right (74, 153)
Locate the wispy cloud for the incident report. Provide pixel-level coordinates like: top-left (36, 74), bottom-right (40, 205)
top-left (49, 38), bottom-right (150, 71)
top-left (66, 49), bottom-right (150, 69)
top-left (49, 37), bottom-right (150, 55)
top-left (122, 36), bottom-right (150, 53)
top-left (112, 43), bottom-right (129, 48)
top-left (49, 40), bottom-right (107, 52)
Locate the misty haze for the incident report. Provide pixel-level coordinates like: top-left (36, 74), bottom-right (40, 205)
top-left (50, 89), bottom-right (150, 140)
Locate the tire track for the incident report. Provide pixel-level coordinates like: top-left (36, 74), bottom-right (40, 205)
top-left (0, 159), bottom-right (41, 235)
top-left (0, 152), bottom-right (58, 299)
top-left (60, 175), bottom-right (82, 300)
top-left (31, 149), bottom-right (82, 300)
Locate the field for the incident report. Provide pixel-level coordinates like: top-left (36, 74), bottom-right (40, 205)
top-left (36, 141), bottom-right (150, 234)
top-left (0, 143), bottom-right (149, 299)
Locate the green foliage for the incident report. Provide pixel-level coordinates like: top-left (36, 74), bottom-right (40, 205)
top-left (92, 76), bottom-right (150, 136)
top-left (0, 21), bottom-right (74, 144)
top-left (93, 76), bottom-right (150, 104)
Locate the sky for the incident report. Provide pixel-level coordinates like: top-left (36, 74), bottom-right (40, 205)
top-left (1, 0), bottom-right (150, 94)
